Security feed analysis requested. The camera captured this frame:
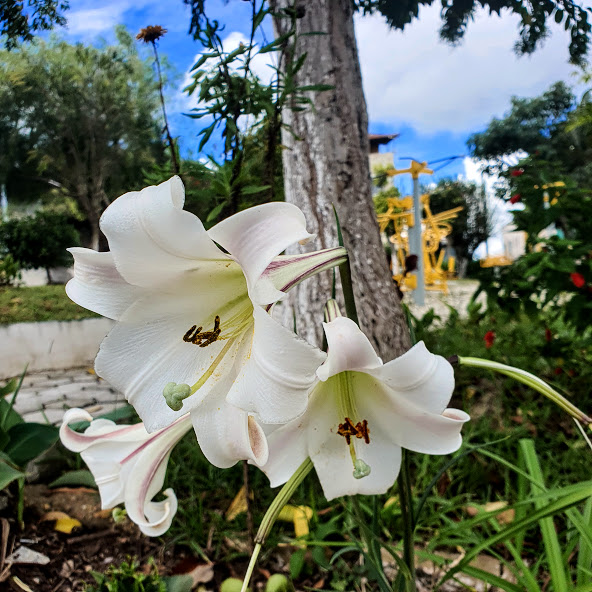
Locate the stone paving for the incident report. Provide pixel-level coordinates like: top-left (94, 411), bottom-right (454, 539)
top-left (12, 366), bottom-right (126, 424)
top-left (9, 280), bottom-right (481, 424)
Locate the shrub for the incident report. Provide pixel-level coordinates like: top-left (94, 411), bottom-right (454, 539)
top-left (0, 211), bottom-right (80, 283)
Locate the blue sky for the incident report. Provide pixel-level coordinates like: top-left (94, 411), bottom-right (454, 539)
top-left (54, 0), bottom-right (580, 188)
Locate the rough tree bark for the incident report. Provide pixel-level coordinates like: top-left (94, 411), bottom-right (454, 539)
top-left (271, 0), bottom-right (411, 361)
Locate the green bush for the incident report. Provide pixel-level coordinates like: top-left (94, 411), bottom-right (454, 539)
top-left (0, 211), bottom-right (80, 283)
top-left (0, 254), bottom-right (21, 286)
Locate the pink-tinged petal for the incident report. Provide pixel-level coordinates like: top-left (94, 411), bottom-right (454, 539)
top-left (65, 248), bottom-right (142, 321)
top-left (225, 306), bottom-right (325, 424)
top-left (208, 202), bottom-right (314, 305)
top-left (316, 317), bottom-right (382, 382)
top-left (123, 417), bottom-right (190, 536)
top-left (94, 290), bottom-right (248, 432)
top-left (100, 177), bottom-right (227, 289)
top-left (354, 373), bottom-right (469, 455)
top-left (262, 247), bottom-right (348, 297)
top-left (367, 342), bottom-right (455, 415)
top-left (60, 408), bottom-right (148, 453)
top-left (260, 418), bottom-right (309, 488)
top-left (191, 398), bottom-right (268, 469)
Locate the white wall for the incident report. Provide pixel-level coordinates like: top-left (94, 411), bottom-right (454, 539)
top-left (0, 318), bottom-right (114, 379)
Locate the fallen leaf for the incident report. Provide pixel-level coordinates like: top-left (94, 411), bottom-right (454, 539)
top-left (6, 547), bottom-right (50, 565)
top-left (226, 486), bottom-right (251, 521)
top-left (40, 511), bottom-right (71, 522)
top-left (12, 576), bottom-right (35, 592)
top-left (54, 517), bottom-right (82, 534)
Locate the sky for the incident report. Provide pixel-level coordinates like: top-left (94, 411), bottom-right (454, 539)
top-left (53, 0), bottom-right (581, 195)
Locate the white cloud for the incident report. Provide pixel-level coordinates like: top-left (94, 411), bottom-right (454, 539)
top-left (66, 5), bottom-right (129, 35)
top-left (356, 5), bottom-right (578, 134)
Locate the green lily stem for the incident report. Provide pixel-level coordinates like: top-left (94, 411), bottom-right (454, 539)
top-left (397, 449), bottom-right (416, 592)
top-left (458, 357), bottom-right (591, 426)
top-left (240, 459), bottom-right (313, 592)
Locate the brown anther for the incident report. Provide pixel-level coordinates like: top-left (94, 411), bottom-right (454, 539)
top-left (355, 419), bottom-right (370, 444)
top-left (337, 417), bottom-right (357, 445)
top-left (183, 316), bottom-right (222, 347)
top-left (337, 417), bottom-right (370, 445)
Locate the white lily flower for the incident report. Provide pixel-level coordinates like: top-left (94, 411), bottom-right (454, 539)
top-left (66, 177), bottom-right (343, 467)
top-left (60, 408), bottom-right (192, 536)
top-left (261, 312), bottom-right (470, 500)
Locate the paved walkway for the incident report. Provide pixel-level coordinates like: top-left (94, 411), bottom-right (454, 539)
top-left (13, 367), bottom-right (126, 424)
top-left (10, 280), bottom-right (480, 424)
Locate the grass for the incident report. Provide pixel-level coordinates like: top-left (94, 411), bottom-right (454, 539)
top-left (0, 285), bottom-right (99, 324)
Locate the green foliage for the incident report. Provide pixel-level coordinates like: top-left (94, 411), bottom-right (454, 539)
top-left (0, 0), bottom-right (69, 50)
top-left (0, 210), bottom-right (79, 278)
top-left (428, 178), bottom-right (491, 269)
top-left (469, 81), bottom-right (592, 329)
top-left (355, 0), bottom-right (591, 66)
top-left (182, 2), bottom-right (326, 218)
top-left (86, 559), bottom-right (167, 592)
top-left (0, 29), bottom-right (164, 245)
top-left (0, 253), bottom-right (20, 286)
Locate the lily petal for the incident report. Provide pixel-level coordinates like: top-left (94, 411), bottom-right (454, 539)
top-left (355, 373), bottom-right (470, 455)
top-left (226, 305), bottom-right (326, 424)
top-left (260, 418), bottom-right (309, 488)
top-left (95, 291), bottom-right (247, 432)
top-left (263, 247), bottom-right (348, 295)
top-left (306, 381), bottom-right (402, 500)
top-left (192, 398), bottom-right (268, 469)
top-left (367, 341), bottom-right (455, 415)
top-left (100, 177), bottom-right (226, 289)
top-left (208, 202), bottom-right (314, 304)
top-left (66, 248), bottom-right (142, 320)
top-left (317, 317), bottom-right (383, 381)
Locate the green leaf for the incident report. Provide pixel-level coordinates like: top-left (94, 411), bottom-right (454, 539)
top-left (437, 483), bottom-right (592, 587)
top-left (206, 202), bottom-right (226, 223)
top-left (289, 549), bottom-right (306, 579)
top-left (0, 399), bottom-right (23, 432)
top-left (165, 575), bottom-right (194, 592)
top-left (519, 439), bottom-right (568, 592)
top-left (241, 185), bottom-right (270, 196)
top-left (49, 469), bottom-right (97, 489)
top-left (0, 378), bottom-right (17, 397)
top-left (0, 459), bottom-right (25, 490)
top-left (5, 423), bottom-right (59, 466)
top-left (555, 9), bottom-right (564, 23)
top-left (295, 84), bottom-right (334, 92)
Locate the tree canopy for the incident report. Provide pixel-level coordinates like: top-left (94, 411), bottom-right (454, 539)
top-left (0, 28), bottom-right (165, 248)
top-left (0, 0), bottom-right (68, 49)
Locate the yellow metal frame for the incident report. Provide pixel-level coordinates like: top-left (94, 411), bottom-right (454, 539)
top-left (380, 194), bottom-right (462, 295)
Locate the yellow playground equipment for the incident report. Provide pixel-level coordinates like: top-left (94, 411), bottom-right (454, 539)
top-left (377, 194), bottom-right (463, 294)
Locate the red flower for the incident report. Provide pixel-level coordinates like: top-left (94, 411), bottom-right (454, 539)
top-left (484, 331), bottom-right (496, 349)
top-left (509, 193), bottom-right (521, 204)
top-left (570, 272), bottom-right (586, 288)
top-left (545, 328), bottom-right (552, 343)
top-left (510, 169), bottom-right (524, 177)
top-left (554, 367), bottom-right (563, 376)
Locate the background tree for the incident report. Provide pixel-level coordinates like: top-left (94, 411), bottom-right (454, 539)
top-left (0, 210), bottom-right (79, 283)
top-left (0, 0), bottom-right (68, 49)
top-left (428, 179), bottom-right (491, 276)
top-left (470, 81), bottom-right (592, 328)
top-left (0, 28), bottom-right (164, 249)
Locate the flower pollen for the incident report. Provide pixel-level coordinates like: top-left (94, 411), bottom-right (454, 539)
top-left (183, 315), bottom-right (222, 347)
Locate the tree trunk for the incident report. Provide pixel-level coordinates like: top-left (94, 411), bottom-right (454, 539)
top-left (271, 0), bottom-right (410, 361)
